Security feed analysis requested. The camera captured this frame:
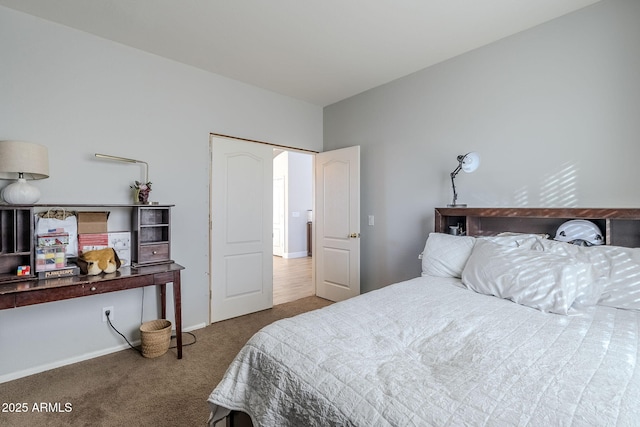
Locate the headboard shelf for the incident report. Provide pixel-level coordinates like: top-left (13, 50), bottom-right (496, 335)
top-left (435, 208), bottom-right (640, 247)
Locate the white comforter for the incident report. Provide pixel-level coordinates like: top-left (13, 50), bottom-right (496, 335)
top-left (207, 276), bottom-right (640, 426)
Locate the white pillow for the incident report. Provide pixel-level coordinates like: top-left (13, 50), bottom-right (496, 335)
top-left (421, 232), bottom-right (476, 278)
top-left (461, 239), bottom-right (595, 315)
top-left (534, 238), bottom-right (640, 310)
top-left (421, 232), bottom-right (552, 280)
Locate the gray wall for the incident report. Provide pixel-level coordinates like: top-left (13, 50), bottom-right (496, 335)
top-left (286, 152), bottom-right (313, 257)
top-left (273, 151), bottom-right (313, 258)
top-left (324, 0), bottom-right (640, 293)
top-left (0, 6), bottom-right (322, 382)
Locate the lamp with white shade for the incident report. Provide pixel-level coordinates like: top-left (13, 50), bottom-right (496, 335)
top-left (447, 151), bottom-right (480, 208)
top-left (0, 140), bottom-right (49, 204)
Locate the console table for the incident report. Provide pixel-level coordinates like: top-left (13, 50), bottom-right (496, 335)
top-left (0, 262), bottom-right (186, 359)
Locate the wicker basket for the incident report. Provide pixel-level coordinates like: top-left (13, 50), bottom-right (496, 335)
top-left (139, 319), bottom-right (172, 358)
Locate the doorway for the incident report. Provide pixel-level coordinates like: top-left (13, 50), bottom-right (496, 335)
top-left (210, 133), bottom-right (360, 323)
top-left (272, 149), bottom-right (314, 305)
top-left (273, 256), bottom-right (313, 305)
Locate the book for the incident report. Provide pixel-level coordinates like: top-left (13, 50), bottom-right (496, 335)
top-left (37, 265), bottom-right (80, 280)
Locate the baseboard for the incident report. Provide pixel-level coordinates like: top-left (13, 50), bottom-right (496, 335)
top-left (0, 322), bottom-right (207, 384)
top-left (282, 251), bottom-right (309, 259)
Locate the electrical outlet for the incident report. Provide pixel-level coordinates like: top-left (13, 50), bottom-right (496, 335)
top-left (102, 306), bottom-right (114, 322)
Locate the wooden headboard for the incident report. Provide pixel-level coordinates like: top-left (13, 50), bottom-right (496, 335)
top-left (435, 208), bottom-right (640, 248)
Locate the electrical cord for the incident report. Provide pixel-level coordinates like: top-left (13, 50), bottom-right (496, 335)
top-left (106, 311), bottom-right (142, 355)
top-left (105, 311), bottom-right (197, 355)
top-left (168, 332), bottom-right (197, 349)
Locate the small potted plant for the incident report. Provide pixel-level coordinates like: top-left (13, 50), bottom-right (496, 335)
top-left (131, 181), bottom-right (152, 204)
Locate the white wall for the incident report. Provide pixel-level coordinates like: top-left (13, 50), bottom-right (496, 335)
top-left (273, 151), bottom-right (288, 256)
top-left (272, 151), bottom-right (313, 258)
top-left (324, 0), bottom-right (640, 293)
top-left (286, 152), bottom-right (313, 257)
top-left (0, 6), bottom-right (322, 382)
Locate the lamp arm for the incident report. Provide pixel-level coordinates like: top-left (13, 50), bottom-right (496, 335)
top-left (449, 165), bottom-right (462, 206)
top-left (95, 153), bottom-right (149, 183)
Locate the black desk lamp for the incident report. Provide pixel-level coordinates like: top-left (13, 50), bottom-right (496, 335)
top-left (447, 152), bottom-right (480, 207)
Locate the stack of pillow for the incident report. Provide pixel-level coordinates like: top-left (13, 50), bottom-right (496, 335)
top-left (421, 232), bottom-right (640, 315)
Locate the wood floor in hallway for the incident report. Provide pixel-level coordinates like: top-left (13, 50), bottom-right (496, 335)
top-left (273, 255), bottom-right (313, 305)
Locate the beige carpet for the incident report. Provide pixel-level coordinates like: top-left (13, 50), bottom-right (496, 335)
top-left (0, 296), bottom-right (332, 427)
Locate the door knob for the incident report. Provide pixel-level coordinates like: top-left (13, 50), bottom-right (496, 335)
top-left (349, 233), bottom-right (360, 238)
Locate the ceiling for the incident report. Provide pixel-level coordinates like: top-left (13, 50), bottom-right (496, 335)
top-left (0, 0), bottom-right (600, 106)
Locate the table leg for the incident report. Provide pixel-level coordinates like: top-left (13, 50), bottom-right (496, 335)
top-left (160, 283), bottom-right (167, 319)
top-left (173, 271), bottom-right (183, 359)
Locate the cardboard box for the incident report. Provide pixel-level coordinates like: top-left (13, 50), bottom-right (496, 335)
top-left (77, 232), bottom-right (132, 267)
top-left (78, 233), bottom-right (109, 254)
top-left (77, 211), bottom-right (109, 234)
top-left (38, 265), bottom-right (80, 279)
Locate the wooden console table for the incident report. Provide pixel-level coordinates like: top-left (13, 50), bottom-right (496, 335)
top-left (0, 262), bottom-right (186, 359)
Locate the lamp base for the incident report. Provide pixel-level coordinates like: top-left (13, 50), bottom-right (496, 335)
top-left (2, 178), bottom-right (41, 204)
top-left (447, 203), bottom-right (467, 208)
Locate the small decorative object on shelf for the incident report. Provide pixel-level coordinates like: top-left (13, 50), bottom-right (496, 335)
top-left (131, 181), bottom-right (152, 204)
top-left (17, 265), bottom-right (31, 276)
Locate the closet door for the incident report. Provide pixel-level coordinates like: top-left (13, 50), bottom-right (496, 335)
top-left (210, 135), bottom-right (273, 322)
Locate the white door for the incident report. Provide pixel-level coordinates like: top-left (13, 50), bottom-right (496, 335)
top-left (273, 176), bottom-right (285, 256)
top-left (210, 135), bottom-right (273, 322)
top-left (315, 146), bottom-right (360, 301)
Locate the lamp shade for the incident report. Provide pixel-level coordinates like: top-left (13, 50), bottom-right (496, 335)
top-left (0, 140), bottom-right (49, 180)
top-left (460, 152), bottom-right (480, 173)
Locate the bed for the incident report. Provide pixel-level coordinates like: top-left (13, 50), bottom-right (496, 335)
top-left (207, 208), bottom-right (640, 426)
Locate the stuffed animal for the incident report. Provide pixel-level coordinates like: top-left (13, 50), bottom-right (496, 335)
top-left (77, 248), bottom-right (122, 275)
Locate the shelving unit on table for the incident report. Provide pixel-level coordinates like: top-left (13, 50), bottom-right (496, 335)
top-left (132, 205), bottom-right (172, 265)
